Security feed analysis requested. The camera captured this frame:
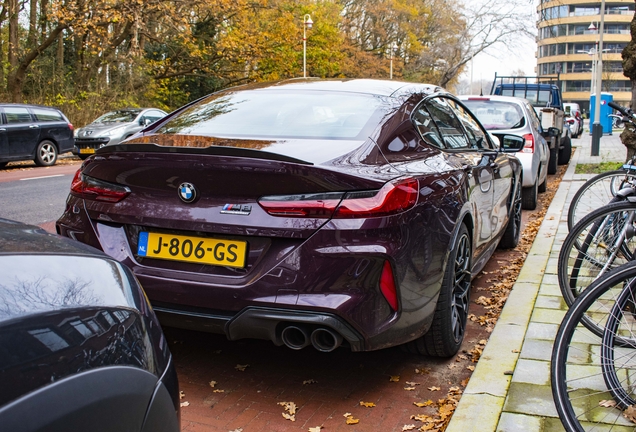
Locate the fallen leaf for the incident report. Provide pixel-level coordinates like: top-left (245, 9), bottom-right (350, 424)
top-left (209, 380), bottom-right (217, 388)
top-left (179, 391), bottom-right (185, 399)
top-left (404, 387), bottom-right (416, 391)
top-left (428, 386), bottom-right (440, 391)
top-left (343, 413), bottom-right (352, 417)
top-left (479, 339), bottom-right (487, 345)
top-left (414, 400), bottom-right (433, 407)
top-left (624, 405), bottom-right (636, 424)
top-left (405, 381), bottom-right (420, 386)
top-left (402, 425), bottom-right (416, 431)
top-left (390, 375), bottom-right (400, 382)
top-left (503, 370), bottom-right (514, 375)
top-left (213, 389), bottom-right (225, 393)
top-left (512, 349), bottom-right (520, 353)
top-left (180, 401), bottom-right (189, 407)
top-left (360, 401), bottom-right (376, 408)
top-left (461, 377), bottom-right (470, 387)
top-left (308, 427), bottom-right (322, 432)
top-left (282, 412), bottom-right (296, 422)
top-left (599, 400), bottom-right (617, 408)
top-left (303, 379), bottom-right (317, 385)
top-left (467, 365), bottom-right (475, 371)
top-left (278, 401), bottom-right (297, 415)
top-left (229, 429), bottom-right (243, 432)
top-left (345, 416), bottom-right (359, 425)
top-left (415, 368), bottom-right (431, 375)
top-left (235, 364), bottom-right (249, 371)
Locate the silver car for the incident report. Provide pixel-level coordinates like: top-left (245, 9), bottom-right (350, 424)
top-left (73, 108), bottom-right (167, 159)
top-left (460, 95), bottom-right (549, 210)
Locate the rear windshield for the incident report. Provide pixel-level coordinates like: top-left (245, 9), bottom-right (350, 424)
top-left (462, 100), bottom-right (525, 130)
top-left (497, 86), bottom-right (553, 107)
top-left (94, 110), bottom-right (140, 124)
top-left (155, 90), bottom-right (386, 140)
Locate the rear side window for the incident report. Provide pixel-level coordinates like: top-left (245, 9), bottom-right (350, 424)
top-left (411, 105), bottom-right (444, 148)
top-left (31, 108), bottom-right (63, 122)
top-left (4, 107), bottom-right (32, 124)
top-left (425, 97), bottom-right (470, 149)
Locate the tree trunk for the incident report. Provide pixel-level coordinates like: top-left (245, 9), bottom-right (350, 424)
top-left (7, 0), bottom-right (18, 96)
top-left (56, 31), bottom-right (64, 76)
top-left (28, 0), bottom-right (37, 47)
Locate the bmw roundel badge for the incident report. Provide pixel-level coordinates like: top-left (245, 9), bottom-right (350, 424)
top-left (178, 182), bottom-right (197, 203)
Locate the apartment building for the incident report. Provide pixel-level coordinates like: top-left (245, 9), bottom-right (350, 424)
top-left (537, 0), bottom-right (633, 113)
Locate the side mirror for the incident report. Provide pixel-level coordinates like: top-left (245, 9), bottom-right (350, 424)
top-left (144, 118), bottom-right (152, 126)
top-left (490, 133), bottom-right (525, 153)
top-left (547, 127), bottom-right (560, 137)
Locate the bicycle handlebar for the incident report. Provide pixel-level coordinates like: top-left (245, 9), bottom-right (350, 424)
top-left (608, 101), bottom-right (632, 117)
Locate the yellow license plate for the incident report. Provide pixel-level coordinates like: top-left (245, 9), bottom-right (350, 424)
top-left (136, 232), bottom-right (247, 268)
top-left (79, 148), bottom-right (95, 154)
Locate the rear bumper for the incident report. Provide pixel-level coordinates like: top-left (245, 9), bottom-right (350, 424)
top-left (154, 305), bottom-right (365, 351)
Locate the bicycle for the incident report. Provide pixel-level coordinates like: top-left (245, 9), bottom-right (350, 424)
top-left (552, 261), bottom-right (636, 431)
top-left (566, 101), bottom-right (636, 230)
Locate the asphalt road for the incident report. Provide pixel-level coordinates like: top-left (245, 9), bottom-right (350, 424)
top-left (0, 162), bottom-right (78, 226)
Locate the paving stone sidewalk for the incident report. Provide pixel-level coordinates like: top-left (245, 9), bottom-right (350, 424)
top-left (446, 130), bottom-right (627, 432)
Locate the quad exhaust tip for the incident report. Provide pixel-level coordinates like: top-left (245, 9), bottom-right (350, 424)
top-left (280, 325), bottom-right (344, 352)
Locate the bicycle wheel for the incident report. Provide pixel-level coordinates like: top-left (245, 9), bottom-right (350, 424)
top-left (552, 262), bottom-right (636, 431)
top-left (567, 169), bottom-right (636, 231)
top-left (558, 201), bottom-right (636, 308)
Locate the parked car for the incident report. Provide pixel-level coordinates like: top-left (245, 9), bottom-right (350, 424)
top-left (460, 95), bottom-right (550, 210)
top-left (0, 104), bottom-right (74, 168)
top-left (0, 218), bottom-right (179, 432)
top-left (57, 79), bottom-right (524, 358)
top-left (491, 78), bottom-right (572, 172)
top-left (74, 108), bottom-right (167, 159)
top-left (564, 102), bottom-right (583, 138)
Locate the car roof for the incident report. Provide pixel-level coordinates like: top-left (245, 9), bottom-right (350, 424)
top-left (222, 78), bottom-right (443, 98)
top-left (459, 94), bottom-right (530, 106)
top-left (0, 103), bottom-right (62, 111)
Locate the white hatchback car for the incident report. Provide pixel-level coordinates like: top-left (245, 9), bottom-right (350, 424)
top-left (460, 95), bottom-right (550, 210)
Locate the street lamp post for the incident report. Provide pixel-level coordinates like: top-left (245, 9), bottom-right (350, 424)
top-left (592, 0), bottom-right (606, 156)
top-left (303, 14), bottom-right (313, 78)
top-left (390, 43), bottom-right (398, 80)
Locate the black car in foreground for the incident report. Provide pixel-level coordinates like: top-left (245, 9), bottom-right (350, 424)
top-left (0, 104), bottom-right (74, 168)
top-left (0, 219), bottom-right (179, 432)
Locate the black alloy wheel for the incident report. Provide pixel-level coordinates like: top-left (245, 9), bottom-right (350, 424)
top-left (450, 230), bottom-right (471, 343)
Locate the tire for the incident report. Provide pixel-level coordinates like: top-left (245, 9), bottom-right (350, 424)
top-left (34, 140), bottom-right (58, 166)
top-left (567, 169), bottom-right (636, 230)
top-left (498, 179), bottom-right (522, 249)
top-left (558, 136), bottom-right (572, 165)
top-left (521, 178), bottom-right (538, 210)
top-left (558, 201), bottom-right (636, 309)
top-left (404, 224), bottom-right (471, 357)
top-left (548, 145), bottom-right (558, 175)
top-left (538, 170), bottom-right (547, 193)
top-left (551, 262), bottom-right (636, 432)
top-left (0, 162), bottom-right (7, 169)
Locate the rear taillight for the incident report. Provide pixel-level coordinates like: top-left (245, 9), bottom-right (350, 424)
top-left (521, 133), bottom-right (534, 154)
top-left (379, 260), bottom-right (398, 311)
top-left (258, 192), bottom-right (344, 218)
top-left (258, 178), bottom-right (419, 219)
top-left (68, 123), bottom-right (74, 131)
top-left (70, 169), bottom-right (131, 203)
top-left (566, 119), bottom-right (575, 124)
top-left (334, 178), bottom-right (418, 218)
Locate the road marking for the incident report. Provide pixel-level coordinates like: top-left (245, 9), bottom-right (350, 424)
top-left (20, 174), bottom-right (65, 181)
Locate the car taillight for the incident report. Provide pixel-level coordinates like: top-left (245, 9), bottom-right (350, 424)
top-left (258, 178), bottom-right (419, 219)
top-left (379, 260), bottom-right (398, 311)
top-left (70, 169), bottom-right (131, 203)
top-left (522, 133), bottom-right (534, 154)
top-left (258, 192), bottom-right (344, 218)
top-left (334, 178), bottom-right (419, 218)
top-left (68, 123), bottom-right (74, 131)
top-left (566, 119), bottom-right (575, 124)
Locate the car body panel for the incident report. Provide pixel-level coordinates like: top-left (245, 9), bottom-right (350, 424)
top-left (0, 104), bottom-right (74, 164)
top-left (57, 79), bottom-right (522, 352)
top-left (0, 218), bottom-right (179, 429)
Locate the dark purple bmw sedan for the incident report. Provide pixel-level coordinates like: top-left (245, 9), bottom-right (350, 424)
top-left (57, 79), bottom-right (523, 357)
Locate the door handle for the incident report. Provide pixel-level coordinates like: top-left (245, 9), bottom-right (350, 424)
top-left (29, 124), bottom-right (39, 129)
top-left (0, 128), bottom-right (6, 132)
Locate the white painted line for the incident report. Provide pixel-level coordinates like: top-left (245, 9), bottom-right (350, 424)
top-left (19, 174), bottom-right (65, 181)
